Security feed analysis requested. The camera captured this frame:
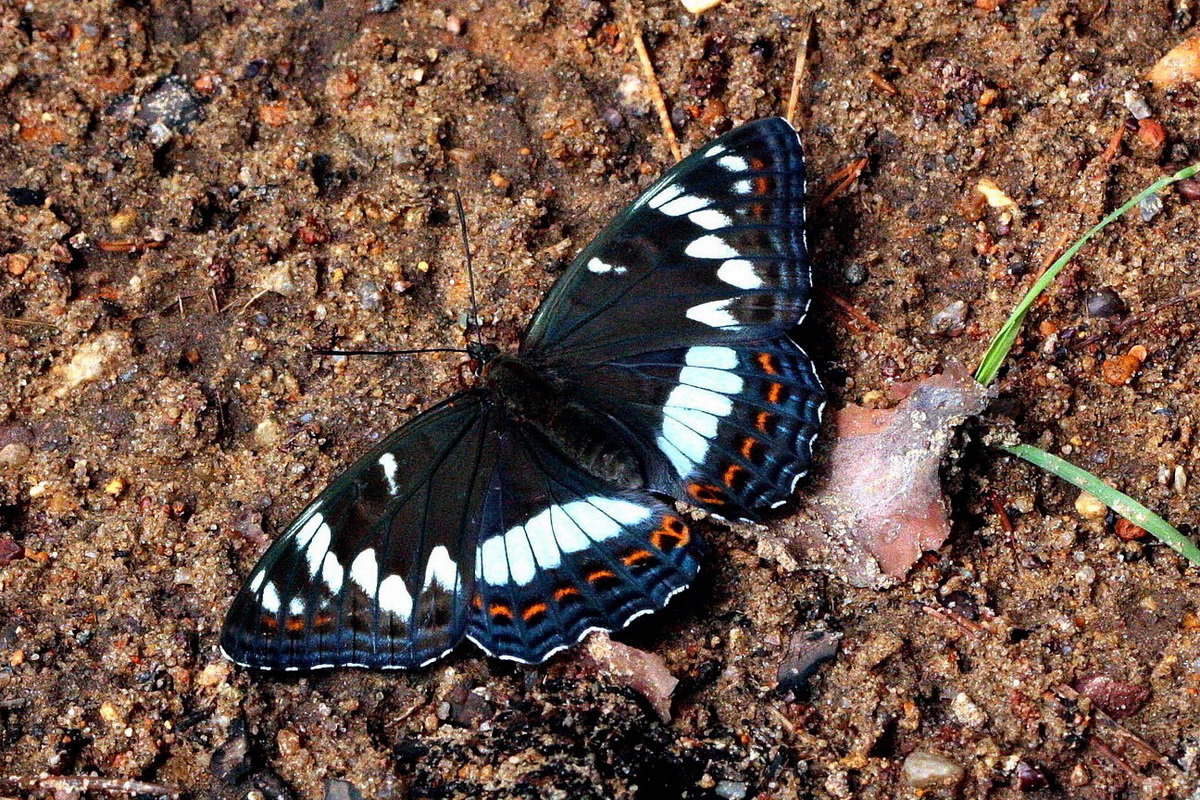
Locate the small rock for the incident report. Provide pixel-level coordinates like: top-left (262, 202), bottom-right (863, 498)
top-left (449, 688), bottom-right (494, 727)
top-left (1122, 90), bottom-right (1152, 120)
top-left (929, 300), bottom-right (969, 336)
top-left (0, 442), bottom-right (31, 468)
top-left (1178, 178), bottom-right (1200, 202)
top-left (1100, 352), bottom-right (1142, 386)
top-left (776, 630), bottom-right (842, 693)
top-left (324, 778), bottom-right (364, 800)
top-left (210, 723), bottom-right (254, 784)
top-left (0, 536), bottom-right (24, 565)
top-left (902, 750), bottom-right (964, 789)
top-left (1073, 674), bottom-right (1151, 718)
top-left (1138, 193), bottom-right (1163, 222)
top-left (356, 280), bottom-right (382, 311)
top-left (1074, 491), bottom-right (1107, 520)
top-left (135, 75), bottom-right (205, 133)
top-left (1015, 759), bottom-right (1049, 791)
top-left (714, 779), bottom-right (748, 799)
top-left (940, 590), bottom-right (979, 620)
top-left (1114, 518), bottom-right (1148, 541)
top-left (254, 771), bottom-right (297, 800)
top-left (951, 692), bottom-right (987, 728)
top-left (1085, 287), bottom-right (1126, 318)
top-left (842, 262), bottom-right (868, 285)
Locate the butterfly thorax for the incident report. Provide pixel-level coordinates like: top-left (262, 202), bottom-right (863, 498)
top-left (483, 353), bottom-right (645, 488)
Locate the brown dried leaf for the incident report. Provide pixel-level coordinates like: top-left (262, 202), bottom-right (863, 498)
top-left (582, 633), bottom-right (678, 722)
top-left (777, 363), bottom-right (990, 588)
top-left (1148, 35), bottom-right (1200, 90)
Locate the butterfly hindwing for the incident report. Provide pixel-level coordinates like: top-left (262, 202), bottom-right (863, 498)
top-left (221, 392), bottom-right (495, 670)
top-left (465, 420), bottom-right (700, 663)
top-left (548, 335), bottom-right (824, 521)
top-left (522, 117), bottom-right (809, 363)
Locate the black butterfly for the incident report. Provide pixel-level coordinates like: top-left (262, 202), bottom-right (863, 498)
top-left (221, 117), bottom-right (825, 670)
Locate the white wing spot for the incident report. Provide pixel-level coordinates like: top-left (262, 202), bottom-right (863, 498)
top-left (688, 208), bottom-right (732, 230)
top-left (321, 551), bottom-right (344, 594)
top-left (718, 155), bottom-right (749, 172)
top-left (658, 193), bottom-right (708, 217)
top-left (261, 581), bottom-right (282, 613)
top-left (378, 574), bottom-right (413, 620)
top-left (249, 569), bottom-right (266, 593)
top-left (657, 347), bottom-right (742, 476)
top-left (288, 596), bottom-right (305, 616)
top-left (646, 182), bottom-right (683, 210)
top-left (703, 143), bottom-right (728, 158)
top-left (685, 235), bottom-right (739, 260)
top-left (717, 259), bottom-right (762, 289)
top-left (293, 513), bottom-right (324, 549)
top-left (378, 453), bottom-right (399, 494)
top-left (350, 548), bottom-right (379, 595)
top-left (587, 257), bottom-right (626, 275)
top-left (478, 497), bottom-right (650, 587)
top-left (305, 520), bottom-right (332, 576)
top-left (686, 298), bottom-right (739, 328)
top-left (423, 545), bottom-right (458, 591)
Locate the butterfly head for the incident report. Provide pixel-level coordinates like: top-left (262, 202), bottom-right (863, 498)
top-left (466, 341), bottom-right (500, 367)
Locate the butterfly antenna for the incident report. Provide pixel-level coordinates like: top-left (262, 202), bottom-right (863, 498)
top-left (312, 347), bottom-right (471, 357)
top-left (451, 188), bottom-right (484, 351)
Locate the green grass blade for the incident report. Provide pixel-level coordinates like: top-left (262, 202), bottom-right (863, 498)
top-left (1004, 443), bottom-right (1200, 567)
top-left (974, 163), bottom-right (1200, 386)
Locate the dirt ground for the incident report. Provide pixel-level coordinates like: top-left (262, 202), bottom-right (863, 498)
top-left (2, 0), bottom-right (1200, 798)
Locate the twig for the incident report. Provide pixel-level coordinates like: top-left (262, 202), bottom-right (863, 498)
top-left (921, 603), bottom-right (985, 637)
top-left (784, 15), bottom-right (814, 127)
top-left (0, 317), bottom-right (60, 332)
top-left (1052, 684), bottom-right (1179, 772)
top-left (3, 774), bottom-right (179, 798)
top-left (815, 287), bottom-right (880, 332)
top-left (818, 156), bottom-right (869, 207)
top-left (1098, 121), bottom-right (1125, 168)
top-left (627, 19), bottom-right (682, 162)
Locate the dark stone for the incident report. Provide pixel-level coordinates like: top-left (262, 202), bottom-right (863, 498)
top-left (135, 75), bottom-right (205, 132)
top-left (209, 721), bottom-right (254, 784)
top-left (1015, 759), bottom-right (1050, 791)
top-left (1085, 287), bottom-right (1126, 318)
top-left (324, 778), bottom-right (365, 800)
top-left (6, 187), bottom-right (45, 207)
top-left (777, 630), bottom-right (842, 693)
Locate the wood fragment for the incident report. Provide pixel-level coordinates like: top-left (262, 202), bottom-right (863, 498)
top-left (815, 287), bottom-right (880, 332)
top-left (785, 15), bottom-right (815, 127)
top-left (96, 239), bottom-right (166, 254)
top-left (3, 774), bottom-right (180, 799)
top-left (1098, 121), bottom-right (1125, 167)
top-left (627, 21), bottom-right (682, 162)
top-left (866, 70), bottom-right (899, 96)
top-left (818, 156), bottom-right (869, 207)
top-left (921, 603), bottom-right (985, 637)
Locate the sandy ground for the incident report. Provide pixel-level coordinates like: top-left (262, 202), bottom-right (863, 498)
top-left (2, 0), bottom-right (1200, 798)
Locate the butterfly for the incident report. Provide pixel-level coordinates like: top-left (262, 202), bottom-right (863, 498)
top-left (220, 117), bottom-right (825, 670)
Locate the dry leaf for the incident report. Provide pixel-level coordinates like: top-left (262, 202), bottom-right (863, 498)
top-left (775, 363), bottom-right (990, 588)
top-left (1148, 35), bottom-right (1200, 90)
top-left (582, 633), bottom-right (678, 722)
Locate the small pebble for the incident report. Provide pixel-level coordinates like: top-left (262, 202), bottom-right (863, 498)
top-left (929, 300), bottom-right (969, 336)
top-left (1177, 177), bottom-right (1200, 202)
top-left (843, 262), bottom-right (868, 285)
top-left (902, 750), bottom-right (964, 789)
top-left (0, 536), bottom-right (23, 565)
top-left (324, 778), bottom-right (364, 800)
top-left (1138, 193), bottom-right (1163, 222)
top-left (1015, 760), bottom-right (1049, 791)
top-left (1100, 352), bottom-right (1142, 386)
top-left (210, 726), bottom-right (254, 784)
top-left (0, 442), bottom-right (31, 468)
top-left (1114, 518), bottom-right (1148, 541)
top-left (1084, 287), bottom-right (1126, 318)
top-left (1122, 89), bottom-right (1152, 120)
top-left (951, 692), bottom-right (987, 728)
top-left (1074, 491), bottom-right (1107, 520)
top-left (714, 780), bottom-right (748, 800)
top-left (356, 280), bottom-right (382, 311)
top-left (776, 630), bottom-right (842, 693)
top-left (1073, 674), bottom-right (1151, 718)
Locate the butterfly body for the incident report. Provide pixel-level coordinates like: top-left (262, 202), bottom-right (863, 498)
top-left (221, 117), bottom-right (825, 671)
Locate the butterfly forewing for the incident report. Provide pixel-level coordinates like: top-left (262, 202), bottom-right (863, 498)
top-left (221, 392), bottom-right (496, 670)
top-left (466, 420), bottom-right (700, 664)
top-left (522, 118), bottom-right (809, 363)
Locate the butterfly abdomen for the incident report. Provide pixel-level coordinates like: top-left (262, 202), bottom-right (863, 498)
top-left (485, 354), bottom-right (645, 487)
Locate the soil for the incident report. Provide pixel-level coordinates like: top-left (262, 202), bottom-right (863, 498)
top-left (2, 1), bottom-right (1199, 798)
